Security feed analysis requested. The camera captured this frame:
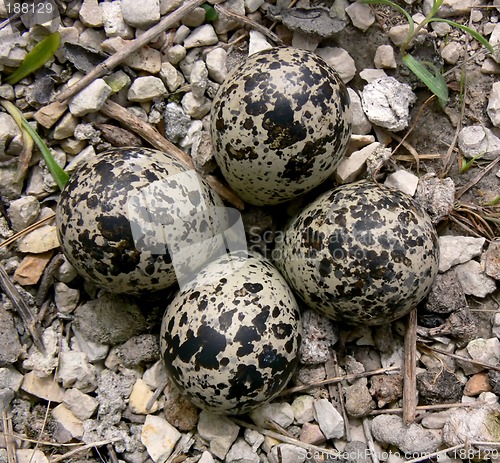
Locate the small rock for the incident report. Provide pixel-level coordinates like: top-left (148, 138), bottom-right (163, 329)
top-left (21, 372), bottom-right (65, 402)
top-left (226, 438), bottom-right (260, 463)
top-left (181, 6), bottom-right (206, 27)
top-left (250, 402), bottom-right (294, 428)
top-left (270, 443), bottom-right (307, 463)
top-left (488, 370), bottom-right (500, 395)
top-left (0, 306), bottom-right (24, 366)
top-left (345, 1), bottom-right (375, 31)
top-left (160, 62), bottom-right (185, 93)
top-left (54, 256), bottom-right (78, 283)
top-left (441, 42), bottom-right (462, 64)
top-left (248, 30), bottom-right (273, 55)
top-left (299, 310), bottom-right (339, 365)
top-left (16, 450), bottom-right (49, 463)
top-left (454, 260), bottom-right (497, 297)
top-left (384, 170), bottom-right (419, 196)
top-left (54, 282), bottom-right (80, 314)
top-left (17, 224), bottom-right (59, 253)
top-left (14, 251), bottom-right (53, 286)
top-left (420, 410), bottom-right (451, 429)
top-left (22, 325), bottom-right (59, 374)
top-left (198, 451), bottom-right (215, 463)
top-left (115, 334), bottom-right (160, 368)
top-left (181, 92), bottom-right (211, 119)
top-left (244, 428), bottom-right (265, 452)
top-left (313, 398), bottom-right (344, 439)
top-left (128, 76), bottom-right (167, 102)
top-left (291, 395), bottom-right (315, 424)
top-left (95, 369), bottom-right (136, 424)
top-left (380, 336), bottom-right (404, 370)
top-left (191, 130), bottom-right (217, 174)
top-left (51, 403), bottom-right (84, 442)
top-left (205, 47), bottom-right (228, 84)
top-left (415, 174), bottom-right (455, 224)
top-left (335, 142), bottom-right (381, 184)
top-left (189, 60), bottom-right (208, 98)
top-left (416, 369), bottom-right (463, 405)
top-left (361, 76), bottom-right (417, 131)
top-left (164, 43), bottom-right (187, 64)
top-left (458, 125), bottom-right (500, 160)
top-left (164, 383), bottom-right (199, 431)
top-left (63, 388), bottom-right (99, 420)
top-left (213, 0), bottom-right (246, 34)
top-left (8, 196), bottom-right (40, 232)
top-left (467, 338), bottom-right (500, 366)
top-left (53, 112), bottom-right (78, 140)
top-left (128, 378), bottom-right (158, 414)
top-left (71, 328), bottom-right (110, 363)
top-left (103, 37), bottom-right (161, 73)
top-left (164, 102), bottom-right (191, 143)
top-left (347, 88), bottom-right (372, 135)
top-left (292, 31), bottom-right (320, 51)
top-left (184, 24), bottom-right (218, 48)
top-left (345, 379), bottom-right (376, 417)
top-left (68, 78), bottom-right (112, 117)
top-left (56, 351), bottom-right (98, 393)
top-left (369, 374), bottom-right (403, 407)
top-left (141, 414), bottom-right (181, 463)
top-left (121, 0), bottom-right (160, 28)
top-left (198, 410), bottom-right (239, 459)
top-left (142, 360), bottom-right (168, 390)
top-left (299, 422), bottom-right (326, 445)
top-left (0, 367), bottom-right (23, 392)
top-left (100, 1), bottom-right (134, 39)
top-left (316, 47), bottom-right (356, 83)
top-left (371, 414), bottom-right (442, 455)
top-left (425, 269), bottom-right (468, 313)
top-left (485, 240), bottom-right (500, 280)
top-left (73, 292), bottom-right (147, 345)
top-left (388, 24), bottom-right (412, 47)
top-left (79, 0), bottom-right (103, 27)
top-left (464, 372), bottom-right (493, 396)
top-left (374, 44), bottom-right (397, 69)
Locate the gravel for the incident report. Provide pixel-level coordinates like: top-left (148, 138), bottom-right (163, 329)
top-left (0, 0), bottom-right (498, 462)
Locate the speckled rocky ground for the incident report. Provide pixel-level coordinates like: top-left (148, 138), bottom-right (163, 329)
top-left (0, 0), bottom-right (499, 463)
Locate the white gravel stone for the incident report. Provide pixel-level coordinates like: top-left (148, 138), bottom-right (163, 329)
top-left (141, 414), bottom-right (181, 463)
top-left (206, 47), bottom-right (228, 84)
top-left (71, 328), bottom-right (110, 363)
top-left (361, 76), bottom-right (417, 131)
top-left (438, 235), bottom-right (485, 272)
top-left (52, 403), bottom-right (84, 441)
top-left (245, 0), bottom-right (264, 13)
top-left (174, 25), bottom-right (191, 44)
top-left (454, 260), bottom-right (497, 297)
top-left (313, 399), bottom-right (344, 439)
top-left (244, 429), bottom-right (265, 452)
top-left (69, 79), bottom-right (112, 117)
top-left (190, 61), bottom-right (208, 98)
top-left (8, 196), bottom-right (40, 232)
top-left (487, 81), bottom-right (500, 127)
top-left (23, 325), bottom-right (59, 375)
top-left (388, 24), bottom-right (412, 47)
top-left (214, 0), bottom-right (245, 34)
top-left (249, 30), bottom-right (273, 55)
top-left (79, 0), bottom-right (103, 27)
top-left (129, 378), bottom-right (159, 414)
top-left (335, 142), bottom-right (381, 184)
top-left (54, 282), bottom-right (80, 314)
top-left (348, 88), bottom-right (372, 135)
top-left (184, 24), bottom-right (218, 48)
top-left (250, 402), bottom-right (294, 428)
top-left (0, 367), bottom-right (23, 392)
top-left (101, 1), bottom-right (134, 39)
top-left (291, 395), bottom-right (315, 424)
top-left (490, 24), bottom-right (500, 63)
top-left (226, 438), bottom-right (260, 463)
top-left (16, 450), bottom-right (49, 463)
top-left (458, 125), bottom-right (500, 160)
top-left (441, 42), bottom-right (462, 64)
top-left (374, 44), bottom-right (397, 69)
top-left (21, 372), bottom-right (65, 402)
top-left (128, 76), bottom-right (167, 102)
top-left (384, 170), bottom-right (419, 196)
top-left (346, 1), bottom-right (375, 31)
top-left (142, 360), bottom-right (168, 390)
top-left (198, 410), bottom-right (239, 459)
top-left (56, 351), bottom-right (98, 393)
top-left (63, 388), bottom-right (99, 420)
top-left (467, 338), bottom-right (500, 366)
top-left (121, 0), bottom-right (160, 28)
top-left (17, 224), bottom-right (58, 253)
top-left (270, 444), bottom-right (307, 463)
top-left (182, 7), bottom-right (206, 28)
top-left (164, 44), bottom-right (187, 64)
top-left (198, 451), bottom-right (215, 463)
top-left (316, 47), bottom-right (356, 83)
top-left (420, 410), bottom-right (451, 429)
top-left (181, 92), bottom-right (211, 119)
top-left (0, 112), bottom-right (21, 157)
top-left (53, 112), bottom-right (78, 140)
top-left (160, 62), bottom-right (185, 92)
top-left (359, 68), bottom-right (387, 82)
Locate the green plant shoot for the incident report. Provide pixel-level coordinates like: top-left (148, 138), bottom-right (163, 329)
top-left (5, 32), bottom-right (61, 85)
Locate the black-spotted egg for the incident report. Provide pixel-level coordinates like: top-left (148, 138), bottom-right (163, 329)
top-left (274, 181), bottom-right (439, 325)
top-left (56, 147), bottom-right (225, 294)
top-left (160, 251), bottom-right (302, 414)
top-left (211, 47), bottom-right (352, 206)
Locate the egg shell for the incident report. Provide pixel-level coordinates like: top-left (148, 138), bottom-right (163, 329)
top-left (160, 251), bottom-right (302, 415)
top-left (274, 181), bottom-right (440, 325)
top-left (211, 47), bottom-right (352, 206)
top-left (56, 147), bottom-right (225, 294)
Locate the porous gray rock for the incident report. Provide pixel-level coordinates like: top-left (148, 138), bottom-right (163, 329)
top-left (425, 269), bottom-right (468, 313)
top-left (115, 334), bottom-right (160, 368)
top-left (344, 379), bottom-right (376, 417)
top-left (0, 305), bottom-right (23, 366)
top-left (299, 310), bottom-right (339, 365)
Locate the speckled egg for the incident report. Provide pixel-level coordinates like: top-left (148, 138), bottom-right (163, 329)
top-left (160, 251), bottom-right (302, 414)
top-left (211, 47), bottom-right (352, 206)
top-left (273, 182), bottom-right (439, 325)
top-left (56, 147), bottom-right (225, 294)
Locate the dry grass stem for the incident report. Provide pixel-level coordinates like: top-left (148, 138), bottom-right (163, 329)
top-left (146, 378), bottom-right (169, 411)
top-left (328, 351), bottom-right (351, 441)
top-left (55, 0), bottom-right (207, 103)
top-left (0, 213), bottom-right (55, 250)
top-left (100, 101), bottom-right (245, 210)
top-left (405, 444), bottom-right (464, 463)
top-left (369, 400), bottom-right (485, 415)
top-left (231, 418), bottom-right (342, 460)
top-left (403, 308), bottom-right (418, 424)
top-left (362, 417), bottom-right (380, 463)
top-left (455, 156), bottom-right (500, 199)
top-left (280, 366), bottom-right (400, 395)
top-left (2, 411), bottom-right (18, 463)
top-left (49, 438), bottom-right (123, 463)
top-left (420, 344), bottom-right (500, 371)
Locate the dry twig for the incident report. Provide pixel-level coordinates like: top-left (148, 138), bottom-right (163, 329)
top-left (418, 344), bottom-right (500, 372)
top-left (369, 400), bottom-right (485, 415)
top-left (455, 155), bottom-right (500, 199)
top-left (362, 417), bottom-right (380, 463)
top-left (403, 308), bottom-right (418, 424)
top-left (49, 438), bottom-right (123, 463)
top-left (0, 213), bottom-right (55, 250)
top-left (55, 0), bottom-right (207, 103)
top-left (2, 411), bottom-right (17, 463)
top-left (327, 351), bottom-right (351, 441)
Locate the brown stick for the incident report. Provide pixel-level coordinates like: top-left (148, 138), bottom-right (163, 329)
top-left (55, 0), bottom-right (207, 103)
top-left (2, 411), bottom-right (17, 463)
top-left (100, 100), bottom-right (245, 210)
top-left (403, 308), bottom-right (418, 424)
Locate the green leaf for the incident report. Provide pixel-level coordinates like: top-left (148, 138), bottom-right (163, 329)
top-left (402, 54), bottom-right (449, 107)
top-left (1, 100), bottom-right (69, 190)
top-left (5, 32), bottom-right (61, 85)
top-left (361, 0), bottom-right (414, 36)
top-left (201, 3), bottom-right (218, 22)
top-left (427, 18), bottom-right (494, 54)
